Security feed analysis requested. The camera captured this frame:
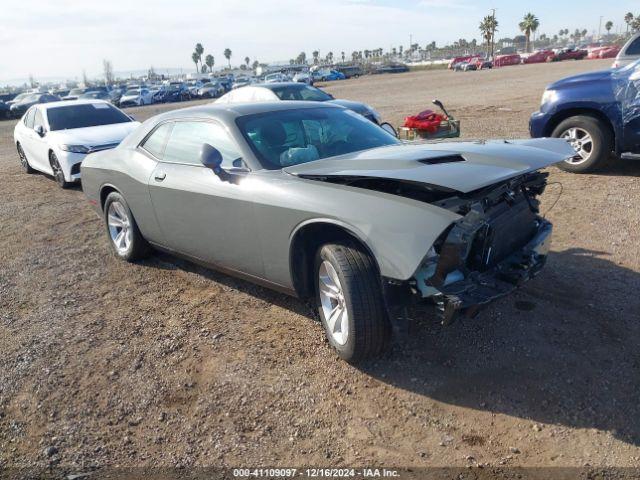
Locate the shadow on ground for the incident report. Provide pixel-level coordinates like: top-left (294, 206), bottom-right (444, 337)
top-left (145, 247), bottom-right (640, 446)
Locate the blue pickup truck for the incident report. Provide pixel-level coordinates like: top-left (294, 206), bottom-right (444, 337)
top-left (530, 59), bottom-right (640, 172)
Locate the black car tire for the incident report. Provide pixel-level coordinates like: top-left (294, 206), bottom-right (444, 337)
top-left (103, 192), bottom-right (151, 262)
top-left (49, 152), bottom-right (73, 188)
top-left (17, 143), bottom-right (34, 173)
top-left (315, 241), bottom-right (391, 362)
top-left (551, 115), bottom-right (612, 173)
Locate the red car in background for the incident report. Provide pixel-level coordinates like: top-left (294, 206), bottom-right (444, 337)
top-left (448, 55), bottom-right (482, 69)
top-left (522, 49), bottom-right (555, 64)
top-left (550, 47), bottom-right (587, 61)
top-left (493, 54), bottom-right (521, 67)
top-left (587, 45), bottom-right (620, 59)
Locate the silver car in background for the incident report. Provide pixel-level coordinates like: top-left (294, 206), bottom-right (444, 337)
top-left (81, 101), bottom-right (574, 362)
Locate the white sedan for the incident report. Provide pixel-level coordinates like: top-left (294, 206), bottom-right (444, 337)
top-left (118, 88), bottom-right (153, 107)
top-left (14, 99), bottom-right (139, 188)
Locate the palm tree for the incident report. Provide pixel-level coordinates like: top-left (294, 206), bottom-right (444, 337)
top-left (312, 50), bottom-right (319, 64)
top-left (341, 51), bottom-right (345, 63)
top-left (205, 54), bottom-right (215, 72)
top-left (519, 13), bottom-right (539, 53)
top-left (244, 56), bottom-right (250, 68)
top-left (195, 43), bottom-right (204, 70)
top-left (633, 17), bottom-right (640, 33)
top-left (252, 60), bottom-right (259, 70)
top-left (479, 14), bottom-right (498, 56)
top-left (605, 21), bottom-right (613, 36)
top-left (223, 48), bottom-right (232, 68)
top-left (625, 12), bottom-right (634, 33)
top-left (191, 52), bottom-right (199, 73)
top-left (581, 29), bottom-right (587, 39)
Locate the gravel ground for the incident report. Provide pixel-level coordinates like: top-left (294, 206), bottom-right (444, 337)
top-left (1, 59), bottom-right (640, 476)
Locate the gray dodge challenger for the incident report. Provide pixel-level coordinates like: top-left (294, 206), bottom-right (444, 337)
top-left (81, 101), bottom-right (574, 362)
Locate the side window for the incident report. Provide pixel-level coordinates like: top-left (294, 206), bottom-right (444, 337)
top-left (24, 108), bottom-right (36, 128)
top-left (163, 121), bottom-right (242, 167)
top-left (141, 122), bottom-right (173, 159)
top-left (34, 109), bottom-right (44, 128)
top-left (626, 37), bottom-right (640, 56)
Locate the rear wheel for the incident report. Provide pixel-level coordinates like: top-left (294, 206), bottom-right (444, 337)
top-left (17, 143), bottom-right (34, 173)
top-left (103, 192), bottom-right (151, 261)
top-left (551, 115), bottom-right (612, 173)
top-left (49, 152), bottom-right (72, 188)
top-left (315, 241), bottom-right (391, 362)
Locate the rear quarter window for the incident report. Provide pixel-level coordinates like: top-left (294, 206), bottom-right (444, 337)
top-left (141, 122), bottom-right (173, 159)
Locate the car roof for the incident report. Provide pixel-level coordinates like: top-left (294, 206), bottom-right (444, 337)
top-left (154, 100), bottom-right (341, 122)
top-left (253, 82), bottom-right (309, 90)
top-left (38, 99), bottom-right (113, 110)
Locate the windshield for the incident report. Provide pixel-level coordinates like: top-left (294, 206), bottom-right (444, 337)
top-left (236, 107), bottom-right (399, 169)
top-left (124, 89), bottom-right (140, 96)
top-left (21, 94), bottom-right (40, 103)
top-left (47, 103), bottom-right (131, 130)
top-left (270, 85), bottom-right (332, 102)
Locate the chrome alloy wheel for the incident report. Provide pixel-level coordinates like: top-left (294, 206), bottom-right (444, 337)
top-left (561, 127), bottom-right (593, 165)
top-left (107, 201), bottom-right (132, 254)
top-left (17, 144), bottom-right (28, 169)
top-left (50, 155), bottom-right (66, 186)
top-left (318, 260), bottom-right (349, 346)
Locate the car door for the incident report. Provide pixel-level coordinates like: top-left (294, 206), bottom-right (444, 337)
top-left (30, 107), bottom-right (52, 173)
top-left (621, 66), bottom-right (640, 153)
top-left (147, 119), bottom-right (263, 277)
top-left (20, 107), bottom-right (49, 173)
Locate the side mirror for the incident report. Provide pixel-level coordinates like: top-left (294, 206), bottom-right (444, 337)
top-left (34, 125), bottom-right (46, 137)
top-left (200, 143), bottom-right (223, 174)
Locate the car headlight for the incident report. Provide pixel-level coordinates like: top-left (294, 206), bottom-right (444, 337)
top-left (60, 144), bottom-right (90, 153)
top-left (540, 89), bottom-right (557, 106)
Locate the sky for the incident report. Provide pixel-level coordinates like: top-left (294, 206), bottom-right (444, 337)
top-left (0, 0), bottom-right (636, 83)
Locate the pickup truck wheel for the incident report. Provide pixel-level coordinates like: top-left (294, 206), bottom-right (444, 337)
top-left (552, 116), bottom-right (612, 173)
top-left (104, 192), bottom-right (151, 261)
top-left (315, 241), bottom-right (391, 362)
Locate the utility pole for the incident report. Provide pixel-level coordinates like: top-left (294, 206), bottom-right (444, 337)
top-left (598, 16), bottom-right (603, 41)
top-left (490, 8), bottom-right (496, 58)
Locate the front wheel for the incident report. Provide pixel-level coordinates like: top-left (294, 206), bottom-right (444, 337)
top-left (551, 115), bottom-right (612, 173)
top-left (49, 152), bottom-right (72, 188)
top-left (315, 241), bottom-right (391, 362)
top-left (17, 143), bottom-right (34, 173)
top-left (103, 192), bottom-right (151, 261)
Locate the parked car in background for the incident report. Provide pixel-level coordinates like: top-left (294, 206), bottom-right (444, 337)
top-left (612, 33), bottom-right (640, 68)
top-left (0, 101), bottom-right (10, 119)
top-left (80, 101), bottom-right (572, 361)
top-left (80, 90), bottom-right (112, 102)
top-left (292, 72), bottom-right (312, 84)
top-left (6, 92), bottom-right (32, 108)
top-left (493, 54), bottom-right (522, 67)
top-left (232, 76), bottom-right (254, 89)
top-left (62, 88), bottom-right (87, 101)
top-left (335, 65), bottom-right (363, 78)
top-left (197, 81), bottom-right (225, 98)
top-left (550, 47), bottom-right (587, 62)
top-left (9, 93), bottom-right (60, 117)
top-left (312, 69), bottom-right (346, 82)
top-left (264, 72), bottom-right (290, 83)
top-left (523, 49), bottom-right (555, 64)
top-left (476, 58), bottom-right (493, 69)
top-left (13, 100), bottom-right (139, 188)
top-left (216, 82), bottom-right (383, 124)
top-left (374, 64), bottom-right (410, 74)
top-left (596, 46), bottom-right (621, 60)
top-left (119, 88), bottom-right (153, 107)
top-left (530, 59), bottom-right (640, 172)
top-left (186, 80), bottom-right (205, 97)
top-left (448, 55), bottom-right (481, 69)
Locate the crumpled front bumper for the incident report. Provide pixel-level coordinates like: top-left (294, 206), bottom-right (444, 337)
top-left (433, 219), bottom-right (552, 324)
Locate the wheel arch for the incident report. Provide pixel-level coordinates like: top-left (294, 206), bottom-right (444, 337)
top-left (99, 184), bottom-right (121, 212)
top-left (544, 108), bottom-right (616, 152)
top-left (288, 219), bottom-right (381, 299)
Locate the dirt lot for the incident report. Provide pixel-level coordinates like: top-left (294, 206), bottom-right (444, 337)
top-left (1, 59), bottom-right (640, 476)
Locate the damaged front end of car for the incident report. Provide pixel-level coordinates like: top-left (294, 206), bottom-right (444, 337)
top-left (408, 171), bottom-right (552, 324)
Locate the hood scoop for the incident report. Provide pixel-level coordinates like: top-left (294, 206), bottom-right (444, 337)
top-left (418, 154), bottom-right (465, 165)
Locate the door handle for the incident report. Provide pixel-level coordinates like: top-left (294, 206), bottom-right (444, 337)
top-left (154, 171), bottom-right (166, 181)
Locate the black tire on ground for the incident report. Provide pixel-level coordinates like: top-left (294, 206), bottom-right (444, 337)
top-left (551, 115), bottom-right (613, 173)
top-left (16, 143), bottom-right (34, 173)
top-left (103, 191), bottom-right (151, 262)
top-left (315, 241), bottom-right (391, 362)
top-left (49, 151), bottom-right (73, 188)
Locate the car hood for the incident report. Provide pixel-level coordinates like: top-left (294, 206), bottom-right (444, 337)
top-left (48, 122), bottom-right (140, 147)
top-left (548, 69), bottom-right (612, 89)
top-left (120, 94), bottom-right (140, 101)
top-left (284, 138), bottom-right (575, 194)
